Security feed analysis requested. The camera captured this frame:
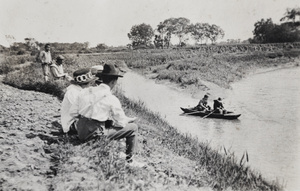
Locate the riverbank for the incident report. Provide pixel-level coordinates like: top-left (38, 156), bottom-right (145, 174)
top-left (131, 52), bottom-right (300, 100)
top-left (0, 51), bottom-right (285, 190)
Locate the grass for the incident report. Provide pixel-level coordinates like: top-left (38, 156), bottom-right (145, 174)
top-left (0, 51), bottom-right (285, 190)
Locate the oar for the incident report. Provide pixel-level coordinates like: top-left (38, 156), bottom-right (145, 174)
top-left (202, 110), bottom-right (216, 119)
top-left (184, 110), bottom-right (203, 115)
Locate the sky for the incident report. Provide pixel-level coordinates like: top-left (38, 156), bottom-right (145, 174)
top-left (0, 0), bottom-right (299, 47)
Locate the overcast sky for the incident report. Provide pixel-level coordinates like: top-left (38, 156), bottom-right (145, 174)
top-left (0, 0), bottom-right (299, 47)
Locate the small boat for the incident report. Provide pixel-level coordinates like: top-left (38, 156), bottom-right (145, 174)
top-left (180, 107), bottom-right (241, 120)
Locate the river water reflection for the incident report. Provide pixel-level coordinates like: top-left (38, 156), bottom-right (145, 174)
top-left (119, 67), bottom-right (300, 190)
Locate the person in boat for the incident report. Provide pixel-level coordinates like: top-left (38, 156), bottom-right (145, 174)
top-left (50, 55), bottom-right (73, 81)
top-left (195, 94), bottom-right (211, 112)
top-left (213, 97), bottom-right (227, 114)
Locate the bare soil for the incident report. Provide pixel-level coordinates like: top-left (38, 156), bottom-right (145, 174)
top-left (0, 75), bottom-right (62, 190)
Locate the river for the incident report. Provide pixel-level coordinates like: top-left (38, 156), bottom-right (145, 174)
top-left (119, 67), bottom-right (300, 191)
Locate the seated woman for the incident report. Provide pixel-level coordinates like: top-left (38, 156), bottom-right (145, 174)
top-left (213, 98), bottom-right (227, 114)
top-left (194, 94), bottom-right (211, 112)
top-left (50, 55), bottom-right (72, 81)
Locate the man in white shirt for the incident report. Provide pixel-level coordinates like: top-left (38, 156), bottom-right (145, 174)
top-left (71, 64), bottom-right (140, 165)
top-left (39, 44), bottom-right (52, 82)
top-left (50, 55), bottom-right (72, 81)
top-left (61, 68), bottom-right (97, 134)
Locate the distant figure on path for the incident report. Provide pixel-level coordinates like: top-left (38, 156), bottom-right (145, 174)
top-left (50, 55), bottom-right (72, 81)
top-left (61, 68), bottom-right (97, 134)
top-left (213, 97), bottom-right (227, 114)
top-left (195, 94), bottom-right (211, 112)
top-left (70, 63), bottom-right (144, 167)
top-left (39, 44), bottom-right (52, 82)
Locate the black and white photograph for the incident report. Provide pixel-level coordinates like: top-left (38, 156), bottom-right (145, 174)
top-left (0, 0), bottom-right (299, 190)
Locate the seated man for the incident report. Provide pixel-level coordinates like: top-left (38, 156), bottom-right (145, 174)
top-left (213, 97), bottom-right (227, 114)
top-left (70, 64), bottom-right (143, 166)
top-left (50, 55), bottom-right (72, 81)
top-left (61, 68), bottom-right (97, 134)
top-left (195, 94), bottom-right (211, 112)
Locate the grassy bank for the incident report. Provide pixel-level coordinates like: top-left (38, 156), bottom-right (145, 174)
top-left (1, 51), bottom-right (285, 190)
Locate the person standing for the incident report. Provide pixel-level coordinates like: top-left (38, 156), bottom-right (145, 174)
top-left (50, 55), bottom-right (72, 81)
top-left (70, 64), bottom-right (144, 166)
top-left (61, 68), bottom-right (97, 134)
top-left (39, 44), bottom-right (52, 82)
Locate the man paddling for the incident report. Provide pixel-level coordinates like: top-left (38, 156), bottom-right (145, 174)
top-left (194, 94), bottom-right (211, 112)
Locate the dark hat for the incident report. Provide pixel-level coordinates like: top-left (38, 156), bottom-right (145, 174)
top-left (71, 68), bottom-right (97, 85)
top-left (204, 94), bottom-right (209, 98)
top-left (101, 63), bottom-right (123, 77)
top-left (218, 97), bottom-right (222, 101)
top-left (56, 55), bottom-right (65, 60)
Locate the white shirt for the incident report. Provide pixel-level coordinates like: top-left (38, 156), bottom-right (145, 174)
top-left (40, 51), bottom-right (52, 64)
top-left (70, 83), bottom-right (135, 127)
top-left (50, 63), bottom-right (65, 78)
top-left (61, 84), bottom-right (82, 133)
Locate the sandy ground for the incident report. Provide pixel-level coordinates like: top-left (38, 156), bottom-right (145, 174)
top-left (0, 75), bottom-right (62, 191)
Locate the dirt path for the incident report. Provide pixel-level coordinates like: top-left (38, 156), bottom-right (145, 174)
top-left (0, 76), bottom-right (62, 191)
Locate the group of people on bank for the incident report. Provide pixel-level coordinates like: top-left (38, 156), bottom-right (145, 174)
top-left (39, 43), bottom-right (72, 82)
top-left (194, 94), bottom-right (227, 114)
top-left (39, 44), bottom-right (144, 167)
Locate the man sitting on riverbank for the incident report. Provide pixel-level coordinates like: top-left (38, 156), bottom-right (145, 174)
top-left (70, 63), bottom-right (144, 167)
top-left (50, 55), bottom-right (72, 81)
top-left (61, 68), bottom-right (97, 134)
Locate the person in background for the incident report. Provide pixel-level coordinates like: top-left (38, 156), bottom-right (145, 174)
top-left (195, 94), bottom-right (211, 112)
top-left (60, 68), bottom-right (97, 134)
top-left (70, 63), bottom-right (144, 167)
top-left (213, 97), bottom-right (227, 114)
top-left (39, 44), bottom-right (52, 82)
top-left (50, 55), bottom-right (72, 81)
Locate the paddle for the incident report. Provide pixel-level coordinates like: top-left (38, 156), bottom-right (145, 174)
top-left (184, 110), bottom-right (203, 115)
top-left (202, 110), bottom-right (216, 119)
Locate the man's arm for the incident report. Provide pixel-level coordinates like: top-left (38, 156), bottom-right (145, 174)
top-left (50, 65), bottom-right (66, 78)
top-left (110, 96), bottom-right (136, 127)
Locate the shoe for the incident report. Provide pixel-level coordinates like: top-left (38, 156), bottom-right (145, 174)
top-left (126, 160), bottom-right (146, 168)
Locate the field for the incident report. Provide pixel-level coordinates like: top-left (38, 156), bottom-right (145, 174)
top-left (2, 45), bottom-right (299, 190)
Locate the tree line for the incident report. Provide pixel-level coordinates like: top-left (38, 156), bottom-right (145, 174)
top-left (250, 7), bottom-right (300, 43)
top-left (127, 17), bottom-right (225, 49)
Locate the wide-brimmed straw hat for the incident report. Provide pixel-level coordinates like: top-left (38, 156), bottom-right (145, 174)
top-left (71, 68), bottom-right (97, 85)
top-left (101, 63), bottom-right (123, 77)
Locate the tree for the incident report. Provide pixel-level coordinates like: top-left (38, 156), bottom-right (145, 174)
top-left (128, 23), bottom-right (154, 47)
top-left (157, 17), bottom-right (190, 47)
top-left (280, 8), bottom-right (300, 23)
top-left (96, 43), bottom-right (108, 51)
top-left (189, 23), bottom-right (206, 44)
top-left (253, 18), bottom-right (275, 43)
top-left (207, 24), bottom-right (225, 44)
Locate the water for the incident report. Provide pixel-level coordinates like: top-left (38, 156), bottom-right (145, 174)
top-left (119, 67), bottom-right (300, 191)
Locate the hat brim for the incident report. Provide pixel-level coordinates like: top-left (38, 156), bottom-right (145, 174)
top-left (71, 77), bottom-right (98, 85)
top-left (101, 73), bottom-right (123, 77)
